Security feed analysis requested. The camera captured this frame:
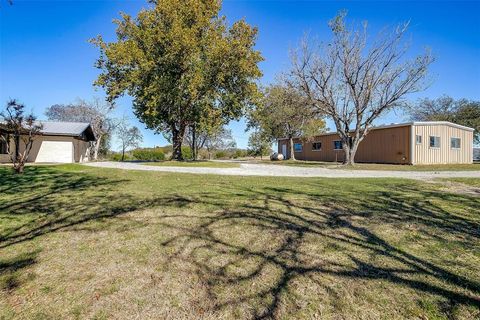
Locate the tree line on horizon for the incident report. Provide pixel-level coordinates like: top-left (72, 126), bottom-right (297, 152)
top-left (2, 0), bottom-right (479, 173)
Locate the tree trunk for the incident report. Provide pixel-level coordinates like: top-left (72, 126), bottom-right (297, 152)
top-left (289, 136), bottom-right (296, 160)
top-left (192, 123), bottom-right (196, 161)
top-left (121, 147), bottom-right (125, 162)
top-left (14, 136), bottom-right (20, 159)
top-left (342, 139), bottom-right (359, 166)
top-left (343, 146), bottom-right (351, 165)
top-left (171, 127), bottom-right (184, 161)
top-left (13, 163), bottom-right (24, 174)
top-left (94, 135), bottom-right (102, 161)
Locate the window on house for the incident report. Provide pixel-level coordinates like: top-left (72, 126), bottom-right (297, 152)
top-left (0, 135), bottom-right (8, 154)
top-left (416, 135), bottom-right (422, 144)
top-left (333, 140), bottom-right (342, 150)
top-left (451, 137), bottom-right (461, 149)
top-left (312, 142), bottom-right (322, 151)
top-left (429, 136), bottom-right (440, 148)
top-left (294, 143), bottom-right (302, 152)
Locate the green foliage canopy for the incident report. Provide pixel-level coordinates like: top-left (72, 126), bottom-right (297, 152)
top-left (250, 83), bottom-right (326, 140)
top-left (91, 0), bottom-right (263, 160)
top-left (407, 96), bottom-right (480, 143)
top-left (249, 82), bottom-right (326, 159)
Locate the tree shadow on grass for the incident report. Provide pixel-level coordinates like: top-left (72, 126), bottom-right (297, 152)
top-left (0, 167), bottom-right (479, 318)
top-left (0, 250), bottom-right (40, 292)
top-left (0, 166), bottom-right (191, 248)
top-left (156, 181), bottom-right (480, 319)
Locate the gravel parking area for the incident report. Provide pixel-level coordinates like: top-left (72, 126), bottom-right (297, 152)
top-left (84, 161), bottom-right (480, 180)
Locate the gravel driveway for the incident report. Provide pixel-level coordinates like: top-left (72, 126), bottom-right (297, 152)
top-left (83, 161), bottom-right (480, 180)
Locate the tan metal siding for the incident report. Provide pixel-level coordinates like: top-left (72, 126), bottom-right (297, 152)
top-left (413, 125), bottom-right (473, 164)
top-left (278, 125), bottom-right (411, 164)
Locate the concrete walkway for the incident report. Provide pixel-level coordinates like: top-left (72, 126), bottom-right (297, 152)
top-left (83, 161), bottom-right (480, 180)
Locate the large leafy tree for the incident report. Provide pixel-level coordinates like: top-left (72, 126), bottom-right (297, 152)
top-left (290, 11), bottom-right (433, 165)
top-left (406, 96), bottom-right (480, 143)
top-left (91, 0), bottom-right (263, 160)
top-left (249, 82), bottom-right (326, 160)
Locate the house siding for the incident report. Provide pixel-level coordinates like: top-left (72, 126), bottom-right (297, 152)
top-left (0, 135), bottom-right (90, 163)
top-left (0, 154), bottom-right (9, 162)
top-left (413, 124), bottom-right (473, 164)
top-left (278, 122), bottom-right (474, 165)
top-left (278, 125), bottom-right (411, 164)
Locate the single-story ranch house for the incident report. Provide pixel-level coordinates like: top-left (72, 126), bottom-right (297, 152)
top-left (278, 121), bottom-right (474, 165)
top-left (0, 121), bottom-right (95, 163)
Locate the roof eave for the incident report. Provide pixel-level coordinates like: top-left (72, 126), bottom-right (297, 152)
top-left (277, 121), bottom-right (475, 141)
top-left (411, 121), bottom-right (475, 131)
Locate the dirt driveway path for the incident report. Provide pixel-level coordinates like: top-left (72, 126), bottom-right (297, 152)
top-left (84, 161), bottom-right (480, 180)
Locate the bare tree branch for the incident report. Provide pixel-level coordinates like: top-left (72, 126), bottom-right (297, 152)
top-left (289, 12), bottom-right (433, 165)
top-left (0, 100), bottom-right (43, 173)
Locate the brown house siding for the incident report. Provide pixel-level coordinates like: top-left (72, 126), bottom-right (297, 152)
top-left (0, 135), bottom-right (90, 163)
top-left (278, 125), bottom-right (412, 164)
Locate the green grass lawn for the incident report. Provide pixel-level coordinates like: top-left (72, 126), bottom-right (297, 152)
top-left (0, 165), bottom-right (479, 319)
top-left (258, 159), bottom-right (480, 171)
top-left (142, 160), bottom-right (240, 168)
top-left (440, 178), bottom-right (480, 188)
top-left (339, 163), bottom-right (480, 171)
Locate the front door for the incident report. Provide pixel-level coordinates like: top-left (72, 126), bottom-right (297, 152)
top-left (282, 144), bottom-right (287, 160)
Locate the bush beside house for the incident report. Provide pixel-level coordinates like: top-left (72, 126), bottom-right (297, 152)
top-left (132, 148), bottom-right (166, 161)
top-left (108, 145), bottom-right (256, 161)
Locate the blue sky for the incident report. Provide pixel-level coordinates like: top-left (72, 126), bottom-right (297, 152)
top-left (1, 0), bottom-right (479, 150)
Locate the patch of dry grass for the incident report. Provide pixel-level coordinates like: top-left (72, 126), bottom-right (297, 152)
top-left (0, 165), bottom-right (479, 319)
top-left (442, 178), bottom-right (480, 188)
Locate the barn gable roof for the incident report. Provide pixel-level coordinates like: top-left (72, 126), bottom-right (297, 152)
top-left (39, 121), bottom-right (96, 141)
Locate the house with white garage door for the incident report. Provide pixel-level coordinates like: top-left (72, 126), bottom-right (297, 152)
top-left (0, 121), bottom-right (95, 163)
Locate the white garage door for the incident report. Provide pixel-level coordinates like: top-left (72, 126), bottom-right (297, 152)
top-left (35, 141), bottom-right (73, 163)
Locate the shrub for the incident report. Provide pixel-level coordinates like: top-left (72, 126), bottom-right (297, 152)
top-left (232, 149), bottom-right (248, 159)
top-left (110, 153), bottom-right (122, 161)
top-left (181, 146), bottom-right (193, 160)
top-left (109, 153), bottom-right (134, 161)
top-left (214, 150), bottom-right (228, 159)
top-left (157, 145), bottom-right (173, 154)
top-left (197, 149), bottom-right (210, 160)
top-left (132, 148), bottom-right (166, 161)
